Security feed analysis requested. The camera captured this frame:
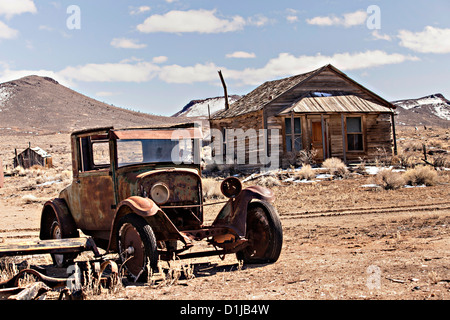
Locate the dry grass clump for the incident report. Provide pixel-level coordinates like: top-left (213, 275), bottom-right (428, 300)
top-left (404, 166), bottom-right (439, 186)
top-left (403, 140), bottom-right (423, 152)
top-left (256, 175), bottom-right (281, 187)
top-left (322, 157), bottom-right (348, 178)
top-left (21, 194), bottom-right (45, 204)
top-left (202, 178), bottom-right (223, 200)
top-left (295, 164), bottom-right (316, 180)
top-left (374, 168), bottom-right (405, 190)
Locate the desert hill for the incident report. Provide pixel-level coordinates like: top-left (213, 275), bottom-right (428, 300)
top-left (392, 93), bottom-right (450, 128)
top-left (0, 75), bottom-right (189, 136)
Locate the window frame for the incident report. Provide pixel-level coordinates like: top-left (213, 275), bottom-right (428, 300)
top-left (346, 116), bottom-right (364, 152)
top-left (284, 116), bottom-right (302, 152)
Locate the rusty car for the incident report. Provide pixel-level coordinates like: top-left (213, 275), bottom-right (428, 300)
top-left (39, 125), bottom-right (282, 281)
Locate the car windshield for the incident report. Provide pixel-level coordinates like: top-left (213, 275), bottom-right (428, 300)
top-left (117, 138), bottom-right (195, 167)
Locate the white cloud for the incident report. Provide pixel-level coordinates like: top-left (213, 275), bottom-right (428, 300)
top-left (137, 9), bottom-right (246, 34)
top-left (152, 56), bottom-right (168, 64)
top-left (398, 26), bottom-right (450, 53)
top-left (226, 51), bottom-right (256, 59)
top-left (286, 15), bottom-right (298, 23)
top-left (0, 50), bottom-right (419, 89)
top-left (0, 0), bottom-right (37, 19)
top-left (129, 6), bottom-right (150, 15)
top-left (0, 65), bottom-right (72, 87)
top-left (156, 50), bottom-right (419, 86)
top-left (372, 30), bottom-right (392, 41)
top-left (110, 38), bottom-right (147, 49)
top-left (39, 25), bottom-right (53, 32)
top-left (306, 10), bottom-right (367, 28)
top-left (59, 61), bottom-right (160, 83)
top-left (247, 15), bottom-right (269, 27)
top-left (342, 10), bottom-right (367, 27)
top-left (159, 62), bottom-right (220, 84)
top-left (0, 20), bottom-right (18, 39)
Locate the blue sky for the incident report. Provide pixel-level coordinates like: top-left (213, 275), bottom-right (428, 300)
top-left (0, 0), bottom-right (449, 116)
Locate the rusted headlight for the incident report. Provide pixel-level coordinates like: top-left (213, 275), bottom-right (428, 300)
top-left (150, 183), bottom-right (170, 205)
top-left (220, 176), bottom-right (242, 198)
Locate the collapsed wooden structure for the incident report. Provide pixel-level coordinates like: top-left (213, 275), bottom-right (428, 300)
top-left (210, 64), bottom-right (397, 168)
top-left (13, 145), bottom-right (52, 169)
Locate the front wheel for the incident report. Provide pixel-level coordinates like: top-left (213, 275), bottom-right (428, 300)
top-left (116, 214), bottom-right (158, 282)
top-left (236, 201), bottom-right (283, 264)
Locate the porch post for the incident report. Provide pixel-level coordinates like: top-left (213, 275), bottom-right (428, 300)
top-left (341, 114), bottom-right (347, 163)
top-left (391, 112), bottom-right (398, 156)
top-left (321, 114), bottom-right (326, 160)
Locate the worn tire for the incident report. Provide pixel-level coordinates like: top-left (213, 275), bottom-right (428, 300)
top-left (49, 219), bottom-right (76, 268)
top-left (116, 214), bottom-right (158, 282)
top-left (236, 201), bottom-right (283, 264)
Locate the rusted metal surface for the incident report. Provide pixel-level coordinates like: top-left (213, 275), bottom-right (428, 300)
top-left (0, 260), bottom-right (119, 300)
top-left (37, 125), bottom-right (281, 279)
top-left (212, 185), bottom-right (275, 237)
top-left (111, 127), bottom-right (203, 140)
top-left (278, 93), bottom-right (394, 115)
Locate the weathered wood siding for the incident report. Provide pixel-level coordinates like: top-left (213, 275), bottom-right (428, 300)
top-left (270, 112), bottom-right (393, 167)
top-left (210, 67), bottom-right (395, 169)
top-left (210, 111), bottom-right (265, 168)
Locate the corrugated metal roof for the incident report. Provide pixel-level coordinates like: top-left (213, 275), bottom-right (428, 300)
top-left (278, 94), bottom-right (393, 115)
top-left (30, 147), bottom-right (51, 158)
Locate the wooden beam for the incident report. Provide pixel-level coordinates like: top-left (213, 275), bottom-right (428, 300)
top-left (218, 70), bottom-right (229, 110)
top-left (391, 112), bottom-right (397, 156)
top-left (290, 112), bottom-right (295, 151)
top-left (321, 114), bottom-right (326, 160)
top-left (341, 114), bottom-right (347, 163)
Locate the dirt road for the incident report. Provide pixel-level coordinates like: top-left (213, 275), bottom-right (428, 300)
top-left (1, 181), bottom-right (449, 300)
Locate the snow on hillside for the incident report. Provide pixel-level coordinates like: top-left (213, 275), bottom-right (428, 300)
top-left (0, 86), bottom-right (13, 108)
top-left (174, 95), bottom-right (241, 118)
top-left (393, 94), bottom-right (450, 121)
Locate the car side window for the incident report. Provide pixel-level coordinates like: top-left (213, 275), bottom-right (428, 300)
top-left (78, 136), bottom-right (110, 172)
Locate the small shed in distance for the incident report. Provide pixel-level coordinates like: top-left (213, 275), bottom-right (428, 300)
top-left (14, 145), bottom-right (52, 169)
top-left (0, 158), bottom-right (4, 188)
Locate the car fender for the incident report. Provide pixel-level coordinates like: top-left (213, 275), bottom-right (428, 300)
top-left (107, 196), bottom-right (189, 252)
top-left (40, 198), bottom-right (79, 240)
top-left (212, 185), bottom-right (274, 237)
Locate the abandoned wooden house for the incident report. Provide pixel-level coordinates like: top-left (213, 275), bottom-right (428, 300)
top-left (210, 64), bottom-right (397, 169)
top-left (13, 146), bottom-right (52, 169)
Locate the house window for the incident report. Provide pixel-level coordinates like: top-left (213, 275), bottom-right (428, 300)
top-left (347, 117), bottom-right (363, 151)
top-left (285, 117), bottom-right (302, 152)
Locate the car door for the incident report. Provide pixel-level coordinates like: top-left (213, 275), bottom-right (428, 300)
top-left (76, 135), bottom-right (116, 233)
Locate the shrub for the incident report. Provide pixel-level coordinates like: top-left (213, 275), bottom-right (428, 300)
top-left (202, 178), bottom-right (223, 200)
top-left (256, 175), bottom-right (281, 188)
top-left (404, 166), bottom-right (438, 186)
top-left (322, 157), bottom-right (348, 178)
top-left (403, 140), bottom-right (423, 152)
top-left (295, 164), bottom-right (316, 180)
top-left (375, 168), bottom-right (405, 190)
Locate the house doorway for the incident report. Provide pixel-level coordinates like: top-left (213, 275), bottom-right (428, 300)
top-left (311, 120), bottom-right (329, 162)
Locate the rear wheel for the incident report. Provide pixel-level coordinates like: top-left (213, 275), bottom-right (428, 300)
top-left (50, 219), bottom-right (76, 267)
top-left (236, 201), bottom-right (283, 264)
top-left (116, 214), bottom-right (158, 282)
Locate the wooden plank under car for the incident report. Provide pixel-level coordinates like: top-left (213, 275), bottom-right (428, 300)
top-left (0, 237), bottom-right (100, 258)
